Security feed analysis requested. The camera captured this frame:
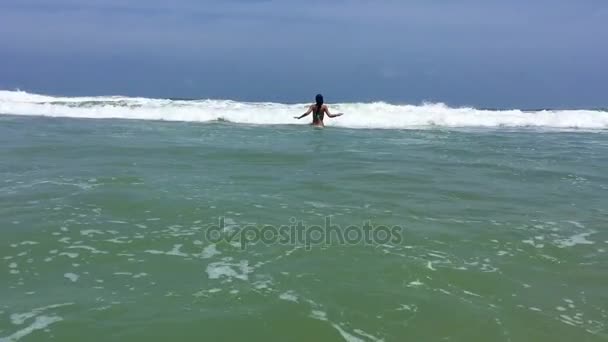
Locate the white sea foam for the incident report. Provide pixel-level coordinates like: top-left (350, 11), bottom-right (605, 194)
top-left (9, 303), bottom-right (72, 326)
top-left (199, 244), bottom-right (220, 259)
top-left (252, 279), bottom-right (273, 290)
top-left (68, 245), bottom-right (108, 254)
top-left (18, 241), bottom-right (38, 246)
top-left (80, 229), bottom-right (104, 236)
top-left (463, 290), bottom-right (482, 297)
top-left (308, 309), bottom-right (382, 342)
top-left (0, 315), bottom-right (63, 342)
top-left (2, 302), bottom-right (73, 341)
top-left (166, 244), bottom-right (188, 257)
top-left (105, 237), bottom-right (130, 244)
top-left (58, 252), bottom-right (79, 259)
top-left (331, 324), bottom-right (366, 342)
top-left (554, 232), bottom-right (595, 248)
top-left (279, 291), bottom-right (299, 303)
top-left (1, 90), bottom-right (607, 130)
top-left (352, 329), bottom-right (383, 342)
top-left (145, 244), bottom-right (189, 257)
top-left (396, 304), bottom-right (418, 312)
top-left (407, 280), bottom-right (423, 287)
top-left (310, 310), bottom-right (328, 321)
top-left (206, 260), bottom-right (252, 281)
top-left (64, 273), bottom-right (79, 282)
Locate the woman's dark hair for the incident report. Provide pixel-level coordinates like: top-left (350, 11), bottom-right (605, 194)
top-left (315, 94), bottom-right (324, 115)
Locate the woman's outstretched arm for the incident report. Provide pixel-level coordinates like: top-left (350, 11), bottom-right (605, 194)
top-left (325, 107), bottom-right (343, 118)
top-left (294, 106), bottom-right (313, 119)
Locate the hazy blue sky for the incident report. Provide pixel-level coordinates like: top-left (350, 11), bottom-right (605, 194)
top-left (1, 0), bottom-right (607, 108)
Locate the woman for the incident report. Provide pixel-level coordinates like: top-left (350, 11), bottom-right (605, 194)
top-left (294, 94), bottom-right (343, 127)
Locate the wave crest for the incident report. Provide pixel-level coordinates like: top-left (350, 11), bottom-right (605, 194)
top-left (1, 90), bottom-right (607, 130)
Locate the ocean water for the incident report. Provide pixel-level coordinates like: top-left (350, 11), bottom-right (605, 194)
top-left (1, 91), bottom-right (607, 341)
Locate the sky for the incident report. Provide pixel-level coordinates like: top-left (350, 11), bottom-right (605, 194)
top-left (1, 0), bottom-right (607, 108)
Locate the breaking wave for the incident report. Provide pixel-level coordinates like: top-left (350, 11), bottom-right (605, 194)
top-left (1, 90), bottom-right (607, 130)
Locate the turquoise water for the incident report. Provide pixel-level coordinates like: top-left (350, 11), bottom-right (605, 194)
top-left (1, 115), bottom-right (607, 341)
